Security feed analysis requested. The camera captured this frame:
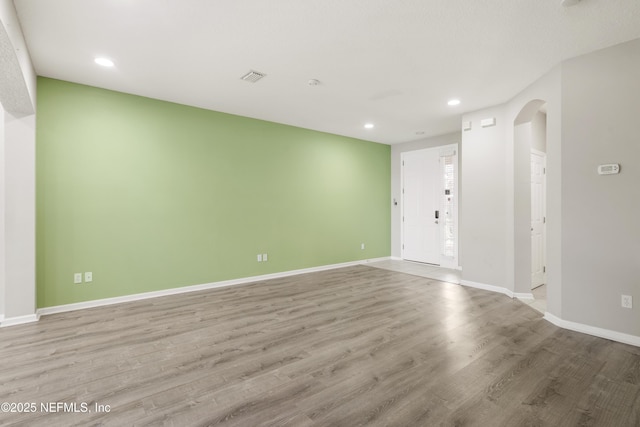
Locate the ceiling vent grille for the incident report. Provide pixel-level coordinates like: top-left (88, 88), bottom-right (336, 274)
top-left (240, 70), bottom-right (266, 83)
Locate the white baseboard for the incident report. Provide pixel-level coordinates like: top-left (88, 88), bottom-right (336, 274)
top-left (514, 292), bottom-right (534, 300)
top-left (460, 280), bottom-right (640, 348)
top-left (0, 313), bottom-right (40, 328)
top-left (21, 258), bottom-right (640, 349)
top-left (37, 257), bottom-right (391, 317)
top-left (359, 257), bottom-right (391, 265)
top-left (544, 312), bottom-right (640, 348)
top-left (460, 279), bottom-right (514, 298)
top-left (459, 279), bottom-right (533, 300)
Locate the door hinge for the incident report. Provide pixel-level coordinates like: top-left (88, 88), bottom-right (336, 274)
top-left (543, 168), bottom-right (546, 174)
top-left (543, 217), bottom-right (546, 223)
top-left (402, 216), bottom-right (404, 222)
top-left (402, 160), bottom-right (405, 166)
top-left (402, 244), bottom-right (405, 250)
top-left (543, 266), bottom-right (546, 273)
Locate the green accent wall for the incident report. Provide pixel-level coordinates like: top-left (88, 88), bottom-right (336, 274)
top-left (36, 77), bottom-right (391, 308)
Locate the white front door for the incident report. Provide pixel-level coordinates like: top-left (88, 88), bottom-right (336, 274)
top-left (402, 148), bottom-right (440, 264)
top-left (531, 150), bottom-right (546, 288)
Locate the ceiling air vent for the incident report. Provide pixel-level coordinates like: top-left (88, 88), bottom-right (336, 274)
top-left (240, 70), bottom-right (266, 83)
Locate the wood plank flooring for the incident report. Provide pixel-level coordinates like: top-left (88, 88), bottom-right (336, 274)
top-left (0, 266), bottom-right (638, 426)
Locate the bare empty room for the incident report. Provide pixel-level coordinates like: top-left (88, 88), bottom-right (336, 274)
top-left (1, 1), bottom-right (639, 426)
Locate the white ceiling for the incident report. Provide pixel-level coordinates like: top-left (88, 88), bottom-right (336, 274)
top-left (13, 0), bottom-right (640, 144)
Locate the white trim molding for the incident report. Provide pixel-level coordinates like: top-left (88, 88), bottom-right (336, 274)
top-left (460, 280), bottom-right (640, 347)
top-left (0, 313), bottom-right (40, 327)
top-left (37, 257), bottom-right (391, 317)
top-left (13, 258), bottom-right (640, 349)
top-left (544, 312), bottom-right (640, 348)
top-left (460, 279), bottom-right (514, 298)
top-left (459, 279), bottom-right (533, 300)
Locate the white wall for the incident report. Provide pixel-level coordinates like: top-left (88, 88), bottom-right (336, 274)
top-left (460, 38), bottom-right (640, 344)
top-left (531, 111), bottom-right (547, 153)
top-left (3, 112), bottom-right (36, 320)
top-left (390, 132), bottom-right (461, 260)
top-left (0, 0), bottom-right (37, 326)
top-left (560, 38), bottom-right (640, 336)
top-left (461, 69), bottom-right (561, 301)
top-left (460, 106), bottom-right (509, 288)
top-left (0, 102), bottom-right (4, 319)
top-left (513, 121), bottom-right (534, 294)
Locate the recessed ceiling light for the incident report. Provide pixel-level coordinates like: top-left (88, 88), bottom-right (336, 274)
top-left (448, 99), bottom-right (461, 106)
top-left (416, 131), bottom-right (425, 135)
top-left (94, 57), bottom-right (114, 67)
top-left (364, 123), bottom-right (374, 129)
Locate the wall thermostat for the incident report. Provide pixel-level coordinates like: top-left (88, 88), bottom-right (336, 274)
top-left (597, 164), bottom-right (620, 175)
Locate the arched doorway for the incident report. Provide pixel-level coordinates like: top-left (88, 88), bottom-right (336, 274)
top-left (514, 99), bottom-right (548, 311)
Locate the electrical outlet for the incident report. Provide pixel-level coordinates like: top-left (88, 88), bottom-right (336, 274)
top-left (257, 254), bottom-right (262, 262)
top-left (622, 295), bottom-right (633, 309)
top-left (263, 253), bottom-right (268, 262)
top-left (85, 272), bottom-right (93, 283)
top-left (361, 243), bottom-right (365, 250)
top-left (74, 273), bottom-right (82, 284)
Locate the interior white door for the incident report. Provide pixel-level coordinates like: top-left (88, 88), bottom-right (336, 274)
top-left (402, 149), bottom-right (440, 264)
top-left (531, 151), bottom-right (546, 288)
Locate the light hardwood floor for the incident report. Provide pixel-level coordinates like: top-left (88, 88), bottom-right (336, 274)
top-left (0, 266), bottom-right (638, 426)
